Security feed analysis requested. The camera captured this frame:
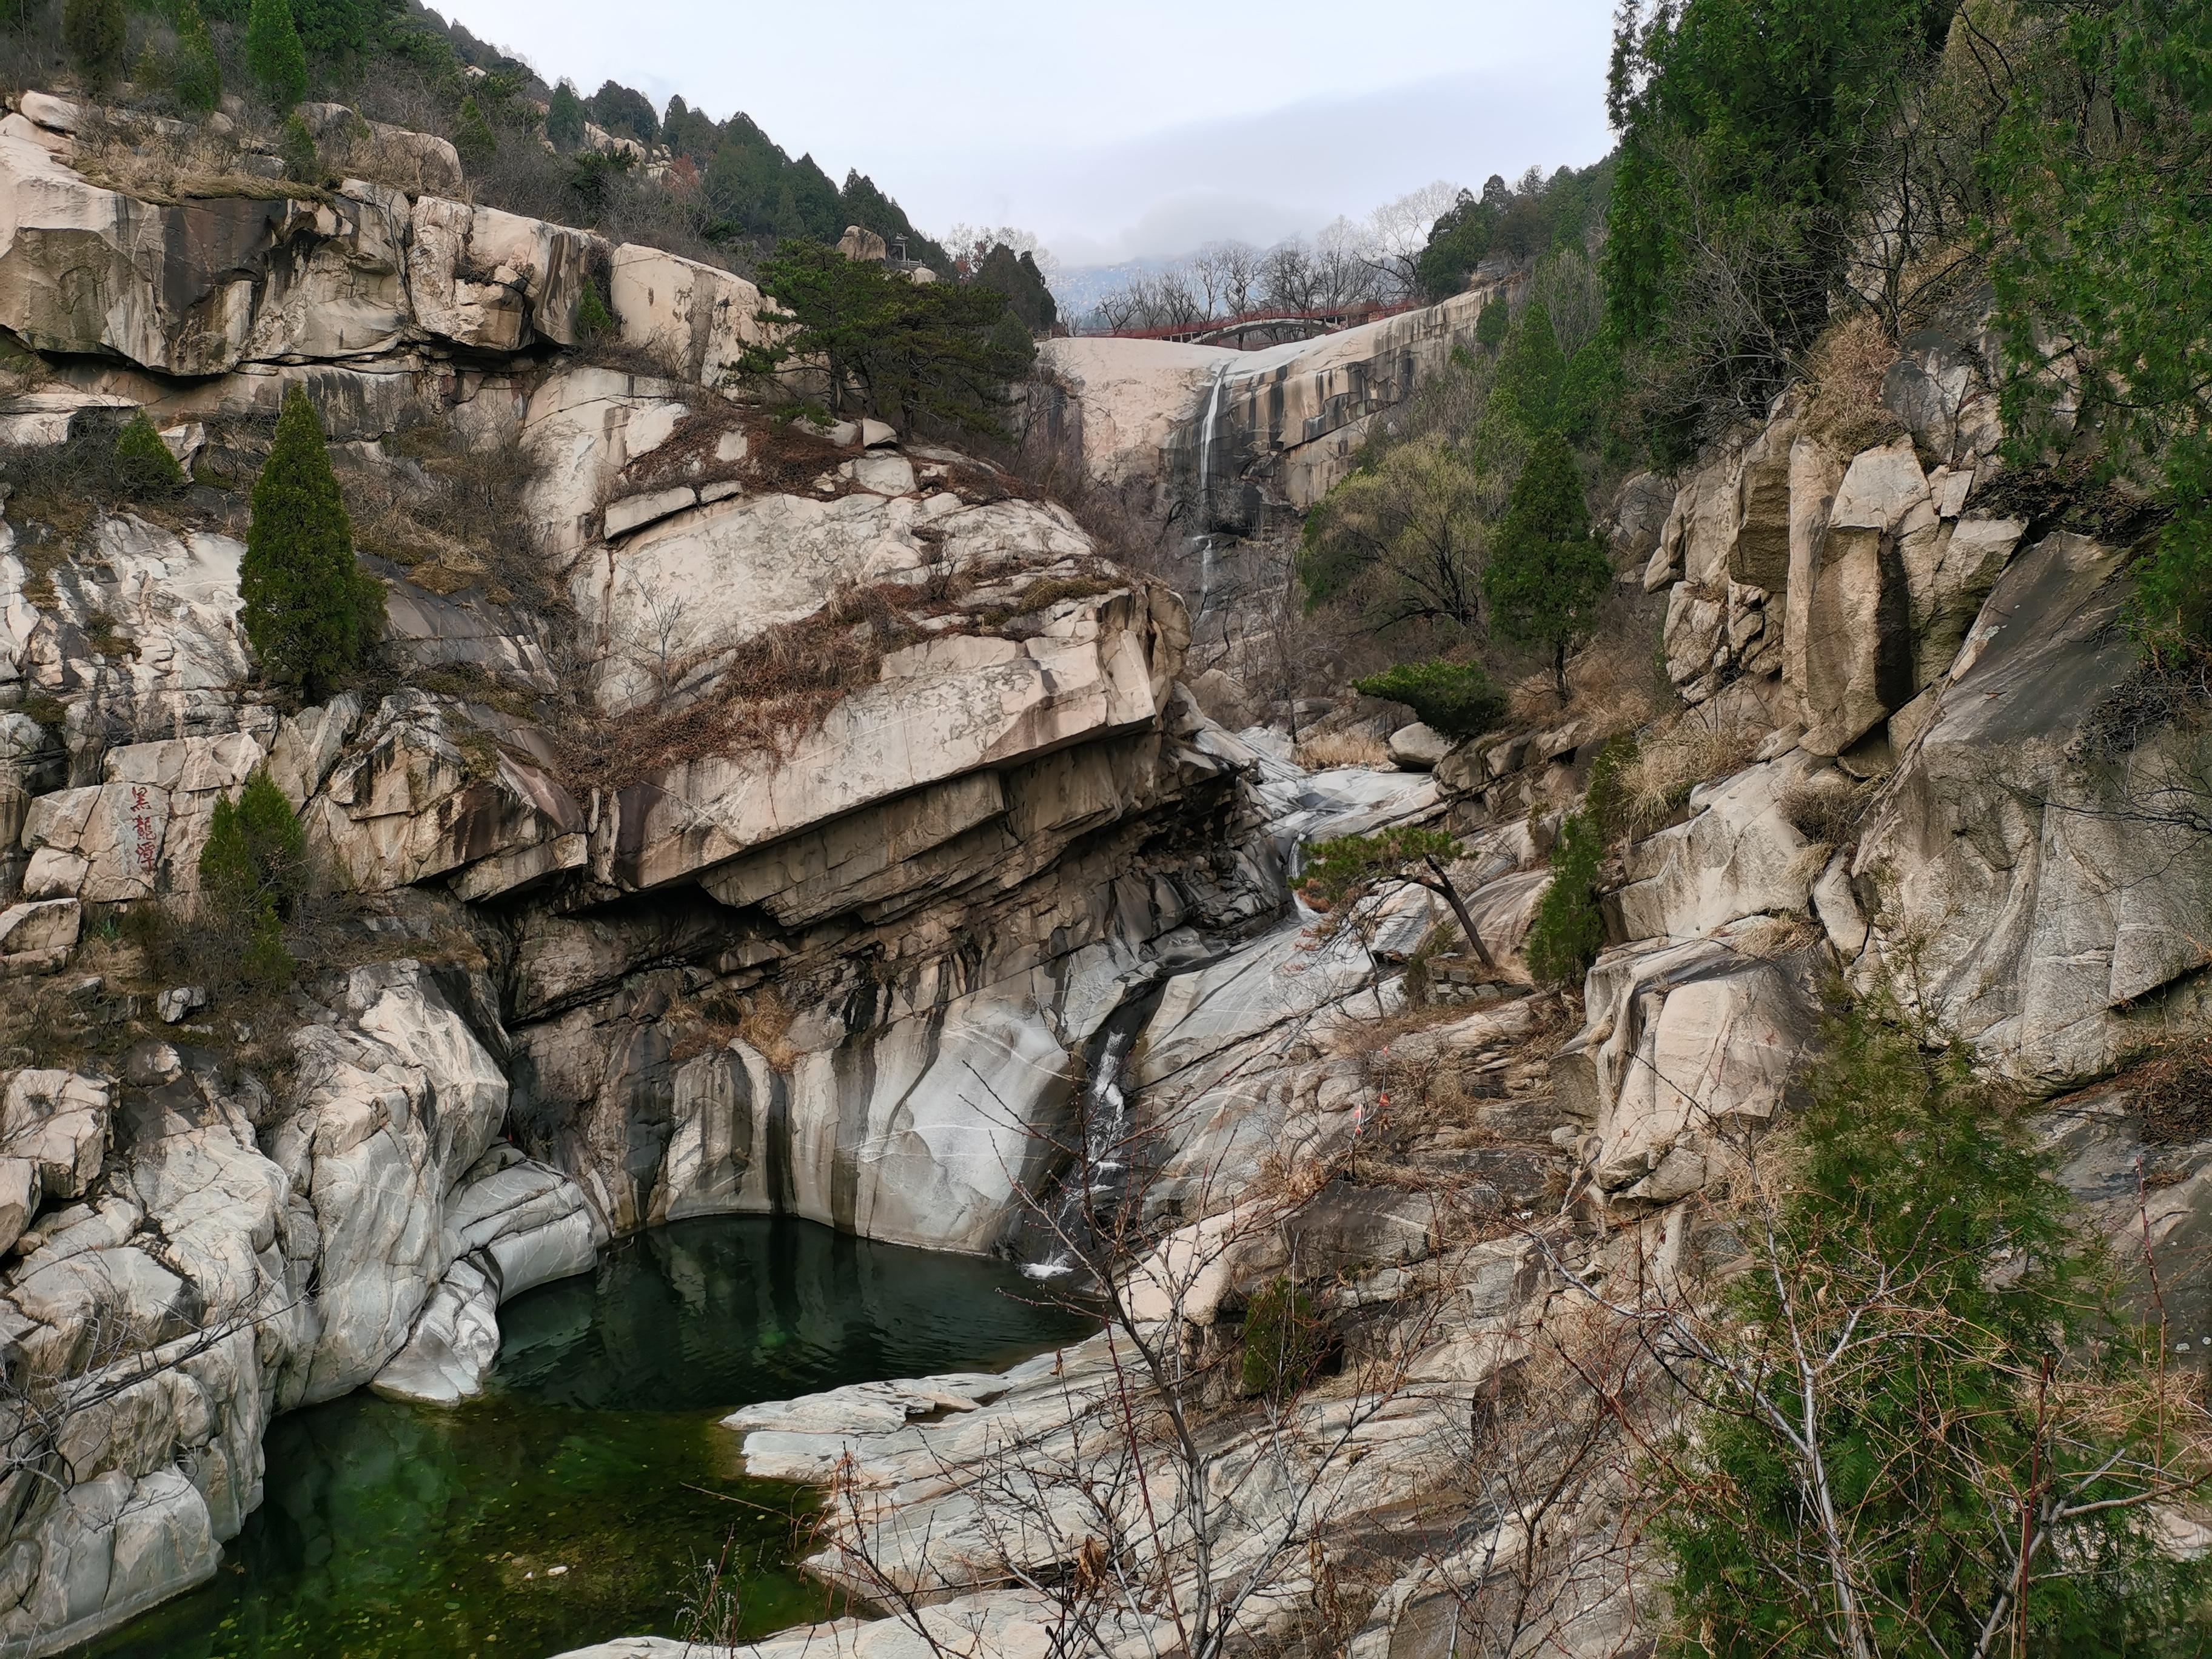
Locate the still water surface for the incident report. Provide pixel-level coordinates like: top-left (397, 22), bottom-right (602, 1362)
top-left (79, 1217), bottom-right (1094, 1659)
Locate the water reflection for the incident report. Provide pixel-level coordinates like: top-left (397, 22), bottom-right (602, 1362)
top-left (79, 1218), bottom-right (1093, 1659)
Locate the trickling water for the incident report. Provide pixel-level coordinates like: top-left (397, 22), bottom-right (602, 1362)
top-left (1195, 360), bottom-right (1228, 521)
top-left (1023, 1024), bottom-right (1138, 1281)
top-left (1187, 362), bottom-right (1231, 624)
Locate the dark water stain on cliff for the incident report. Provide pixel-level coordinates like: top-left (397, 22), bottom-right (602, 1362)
top-left (78, 1217), bottom-right (1095, 1659)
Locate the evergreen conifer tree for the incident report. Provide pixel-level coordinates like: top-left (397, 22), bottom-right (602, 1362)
top-left (1492, 300), bottom-right (1566, 434)
top-left (241, 387), bottom-right (383, 695)
top-left (244, 0), bottom-right (308, 108)
top-left (61, 0), bottom-right (124, 92)
top-left (113, 412), bottom-right (186, 494)
top-left (545, 79), bottom-right (586, 150)
top-left (1483, 431), bottom-right (1610, 695)
top-left (277, 111), bottom-right (319, 183)
top-left (172, 0), bottom-right (223, 113)
top-left (199, 769), bottom-right (306, 989)
top-left (452, 95), bottom-right (495, 169)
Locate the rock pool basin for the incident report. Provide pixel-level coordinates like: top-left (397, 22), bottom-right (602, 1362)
top-left (74, 1218), bottom-right (1094, 1659)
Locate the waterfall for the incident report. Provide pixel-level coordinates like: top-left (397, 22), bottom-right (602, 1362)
top-left (1021, 1019), bottom-right (1143, 1281)
top-left (1188, 361), bottom-right (1229, 623)
top-left (1195, 360), bottom-right (1227, 526)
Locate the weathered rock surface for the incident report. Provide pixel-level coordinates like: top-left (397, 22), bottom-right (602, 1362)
top-left (1036, 279), bottom-right (1509, 526)
top-left (1853, 531), bottom-right (2212, 1085)
top-left (1555, 917), bottom-right (1825, 1203)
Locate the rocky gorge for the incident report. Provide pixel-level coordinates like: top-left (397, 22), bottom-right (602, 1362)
top-left (0, 59), bottom-right (2203, 1659)
top-left (557, 263), bottom-right (2212, 1656)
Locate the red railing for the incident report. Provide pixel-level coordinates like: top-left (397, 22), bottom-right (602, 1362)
top-left (1089, 298), bottom-right (1427, 346)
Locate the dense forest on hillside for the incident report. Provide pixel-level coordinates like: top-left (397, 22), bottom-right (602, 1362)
top-left (1314, 0), bottom-right (2212, 705)
top-left (0, 0), bottom-right (957, 280)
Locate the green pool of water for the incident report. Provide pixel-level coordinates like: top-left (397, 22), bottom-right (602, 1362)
top-left (79, 1217), bottom-right (1095, 1659)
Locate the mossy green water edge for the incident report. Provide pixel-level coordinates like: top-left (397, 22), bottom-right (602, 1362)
top-left (78, 1217), bottom-right (1096, 1659)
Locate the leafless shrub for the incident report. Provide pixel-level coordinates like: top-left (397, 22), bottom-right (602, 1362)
top-left (346, 420), bottom-right (558, 615)
top-left (2121, 1036), bottom-right (2212, 1147)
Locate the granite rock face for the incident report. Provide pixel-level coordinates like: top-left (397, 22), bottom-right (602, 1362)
top-left (1035, 277), bottom-right (1512, 528)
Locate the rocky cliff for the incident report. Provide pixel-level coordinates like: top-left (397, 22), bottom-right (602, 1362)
top-left (532, 302), bottom-right (2212, 1659)
top-left (0, 89), bottom-right (1324, 1653)
top-left (0, 79), bottom-right (2206, 1659)
top-left (1033, 280), bottom-right (1507, 535)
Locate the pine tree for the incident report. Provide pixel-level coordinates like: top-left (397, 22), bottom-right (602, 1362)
top-left (244, 0), bottom-right (308, 108)
top-left (172, 0), bottom-right (223, 113)
top-left (1483, 431), bottom-right (1610, 695)
top-left (61, 0), bottom-right (125, 92)
top-left (241, 387), bottom-right (383, 695)
top-left (545, 79), bottom-right (586, 151)
top-left (1492, 300), bottom-right (1566, 434)
top-left (1523, 806), bottom-right (1606, 988)
top-left (277, 111), bottom-right (319, 183)
top-left (199, 769), bottom-right (306, 990)
top-left (113, 412), bottom-right (186, 494)
top-left (452, 95), bottom-right (495, 169)
top-left (575, 278), bottom-right (615, 342)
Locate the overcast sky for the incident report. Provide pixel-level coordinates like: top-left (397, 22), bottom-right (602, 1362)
top-left (436, 1), bottom-right (1618, 266)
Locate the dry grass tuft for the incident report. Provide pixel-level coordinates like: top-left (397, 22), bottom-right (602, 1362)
top-left (72, 115), bottom-right (321, 206)
top-left (1777, 770), bottom-right (1885, 849)
top-left (1618, 717), bottom-right (1762, 835)
top-left (1800, 312), bottom-right (1909, 455)
top-left (1296, 731), bottom-right (1392, 770)
top-left (347, 421), bottom-right (554, 612)
top-left (2119, 1036), bottom-right (2212, 1147)
top-left (736, 987), bottom-right (801, 1072)
top-left (560, 580), bottom-right (927, 791)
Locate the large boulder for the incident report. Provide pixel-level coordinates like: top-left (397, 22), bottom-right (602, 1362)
top-left (302, 692), bottom-right (585, 897)
top-left (1610, 750), bottom-right (1825, 942)
top-left (1555, 917), bottom-right (1825, 1202)
top-left (21, 732), bottom-right (264, 902)
top-left (614, 586), bottom-right (1184, 893)
top-left (581, 491), bottom-right (1093, 709)
top-left (407, 196), bottom-right (598, 352)
top-left (1853, 531), bottom-right (2212, 1087)
top-left (519, 366), bottom-right (694, 555)
top-left (1800, 438), bottom-right (1928, 756)
top-left (0, 130), bottom-right (306, 374)
top-left (268, 962), bottom-right (513, 1404)
top-left (608, 244), bottom-right (766, 386)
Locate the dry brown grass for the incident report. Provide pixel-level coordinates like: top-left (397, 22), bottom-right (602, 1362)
top-left (72, 116), bottom-right (321, 206)
top-left (736, 987), bottom-right (801, 1072)
top-left (1777, 769), bottom-right (1885, 850)
top-left (558, 580), bottom-right (923, 792)
top-left (1618, 716), bottom-right (1762, 835)
top-left (1295, 731), bottom-right (1392, 770)
top-left (347, 423), bottom-right (555, 613)
top-left (2117, 1036), bottom-right (2212, 1147)
top-left (1800, 312), bottom-right (1909, 455)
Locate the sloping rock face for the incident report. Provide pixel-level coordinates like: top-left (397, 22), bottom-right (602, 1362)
top-left (1452, 303), bottom-right (2212, 1218)
top-left (0, 99), bottom-right (1327, 1652)
top-left (1034, 279), bottom-right (1510, 530)
top-left (1851, 532), bottom-right (2212, 1084)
